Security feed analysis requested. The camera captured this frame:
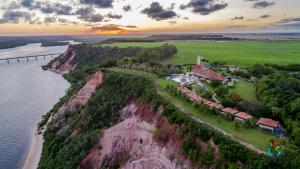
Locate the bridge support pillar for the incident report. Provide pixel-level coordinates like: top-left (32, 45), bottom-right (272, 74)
top-left (35, 57), bottom-right (37, 60)
top-left (44, 56), bottom-right (46, 60)
top-left (7, 59), bottom-right (9, 64)
top-left (27, 57), bottom-right (29, 62)
top-left (17, 59), bottom-right (19, 62)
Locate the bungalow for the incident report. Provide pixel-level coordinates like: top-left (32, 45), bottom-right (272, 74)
top-left (191, 65), bottom-right (224, 81)
top-left (234, 112), bottom-right (253, 122)
top-left (207, 101), bottom-right (224, 110)
top-left (222, 107), bottom-right (239, 115)
top-left (256, 118), bottom-right (280, 132)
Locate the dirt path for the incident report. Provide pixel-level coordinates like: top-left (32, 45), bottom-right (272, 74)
top-left (156, 86), bottom-right (265, 154)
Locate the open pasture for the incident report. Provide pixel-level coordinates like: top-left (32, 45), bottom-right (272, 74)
top-left (109, 40), bottom-right (300, 66)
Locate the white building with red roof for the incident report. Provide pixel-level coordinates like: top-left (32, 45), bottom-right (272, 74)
top-left (191, 65), bottom-right (224, 81)
top-left (234, 112), bottom-right (253, 122)
top-left (256, 118), bottom-right (280, 132)
top-left (222, 107), bottom-right (239, 115)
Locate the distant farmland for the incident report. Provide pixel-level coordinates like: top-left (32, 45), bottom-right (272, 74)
top-left (109, 40), bottom-right (300, 66)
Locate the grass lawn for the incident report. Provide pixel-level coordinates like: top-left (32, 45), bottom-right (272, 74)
top-left (108, 40), bottom-right (300, 66)
top-left (109, 67), bottom-right (275, 151)
top-left (230, 81), bottom-right (258, 102)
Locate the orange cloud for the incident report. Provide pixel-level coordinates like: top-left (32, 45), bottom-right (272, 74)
top-left (90, 24), bottom-right (130, 34)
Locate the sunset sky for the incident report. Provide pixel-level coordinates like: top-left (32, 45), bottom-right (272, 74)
top-left (0, 0), bottom-right (299, 35)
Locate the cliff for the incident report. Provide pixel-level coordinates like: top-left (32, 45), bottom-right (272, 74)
top-left (79, 102), bottom-right (190, 169)
top-left (56, 71), bottom-right (103, 116)
top-left (47, 46), bottom-right (77, 74)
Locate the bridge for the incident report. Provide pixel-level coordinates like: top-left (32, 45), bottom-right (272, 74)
top-left (0, 53), bottom-right (63, 64)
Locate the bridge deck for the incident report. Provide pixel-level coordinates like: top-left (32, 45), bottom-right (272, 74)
top-left (0, 53), bottom-right (63, 61)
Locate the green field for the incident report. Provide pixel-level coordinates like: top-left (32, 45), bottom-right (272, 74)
top-left (230, 81), bottom-right (258, 102)
top-left (109, 40), bottom-right (300, 66)
top-left (109, 68), bottom-right (275, 150)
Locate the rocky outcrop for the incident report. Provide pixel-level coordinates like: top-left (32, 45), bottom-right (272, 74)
top-left (49, 47), bottom-right (76, 74)
top-left (79, 102), bottom-right (190, 169)
top-left (56, 71), bottom-right (103, 116)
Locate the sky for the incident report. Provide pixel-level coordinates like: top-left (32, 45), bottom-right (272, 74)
top-left (0, 0), bottom-right (299, 35)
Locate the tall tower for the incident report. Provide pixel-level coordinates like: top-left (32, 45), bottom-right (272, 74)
top-left (197, 56), bottom-right (201, 65)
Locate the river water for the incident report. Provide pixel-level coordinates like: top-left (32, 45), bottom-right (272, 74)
top-left (0, 43), bottom-right (70, 169)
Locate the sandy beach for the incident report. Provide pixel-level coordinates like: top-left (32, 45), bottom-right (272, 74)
top-left (19, 129), bottom-right (44, 169)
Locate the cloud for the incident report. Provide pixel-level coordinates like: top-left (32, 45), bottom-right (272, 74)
top-left (75, 7), bottom-right (104, 22)
top-left (79, 0), bottom-right (113, 8)
top-left (277, 17), bottom-right (300, 23)
top-left (90, 24), bottom-right (128, 34)
top-left (58, 18), bottom-right (67, 23)
top-left (0, 10), bottom-right (34, 24)
top-left (141, 2), bottom-right (177, 21)
top-left (21, 0), bottom-right (34, 8)
top-left (260, 14), bottom-right (271, 19)
top-left (2, 1), bottom-right (21, 10)
top-left (169, 21), bottom-right (177, 25)
top-left (106, 13), bottom-right (122, 19)
top-left (39, 2), bottom-right (73, 15)
top-left (180, 0), bottom-right (228, 15)
top-left (253, 1), bottom-right (275, 9)
top-left (123, 5), bottom-right (131, 12)
top-left (227, 25), bottom-right (247, 29)
top-left (44, 16), bottom-right (56, 23)
top-left (266, 17), bottom-right (300, 29)
top-left (125, 25), bottom-right (137, 28)
top-left (231, 16), bottom-right (244, 20)
top-left (29, 17), bottom-right (42, 24)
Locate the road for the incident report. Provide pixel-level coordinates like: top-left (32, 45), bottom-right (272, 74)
top-left (156, 85), bottom-right (265, 154)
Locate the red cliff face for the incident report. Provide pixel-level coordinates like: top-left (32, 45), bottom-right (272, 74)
top-left (79, 102), bottom-right (191, 169)
top-left (56, 71), bottom-right (103, 117)
top-left (49, 47), bottom-right (76, 74)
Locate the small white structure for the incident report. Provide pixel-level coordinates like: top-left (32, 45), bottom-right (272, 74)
top-left (166, 74), bottom-right (197, 85)
top-left (256, 118), bottom-right (280, 132)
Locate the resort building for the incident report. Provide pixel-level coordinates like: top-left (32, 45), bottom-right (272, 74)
top-left (222, 107), bottom-right (239, 115)
top-left (234, 112), bottom-right (253, 122)
top-left (256, 118), bottom-right (280, 132)
top-left (207, 101), bottom-right (224, 110)
top-left (191, 65), bottom-right (225, 81)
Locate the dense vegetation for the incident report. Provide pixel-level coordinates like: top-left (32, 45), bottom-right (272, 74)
top-left (38, 72), bottom-right (155, 169)
top-left (255, 70), bottom-right (300, 159)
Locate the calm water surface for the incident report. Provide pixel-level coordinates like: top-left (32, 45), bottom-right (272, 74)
top-left (0, 43), bottom-right (70, 169)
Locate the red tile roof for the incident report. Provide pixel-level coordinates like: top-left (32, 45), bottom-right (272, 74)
top-left (192, 65), bottom-right (224, 81)
top-left (208, 102), bottom-right (224, 110)
top-left (222, 107), bottom-right (239, 115)
top-left (234, 112), bottom-right (253, 120)
top-left (178, 86), bottom-right (223, 110)
top-left (256, 118), bottom-right (280, 128)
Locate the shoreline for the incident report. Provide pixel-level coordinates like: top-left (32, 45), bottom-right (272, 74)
top-left (19, 128), bottom-right (45, 169)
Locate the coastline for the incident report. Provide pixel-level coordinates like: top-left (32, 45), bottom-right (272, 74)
top-left (19, 129), bottom-right (44, 169)
top-left (19, 114), bottom-right (54, 169)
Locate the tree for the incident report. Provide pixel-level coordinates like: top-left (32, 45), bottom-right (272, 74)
top-left (215, 85), bottom-right (229, 98)
top-left (221, 98), bottom-right (236, 108)
top-left (211, 80), bottom-right (222, 88)
top-left (234, 121), bottom-right (241, 130)
top-left (137, 49), bottom-right (160, 63)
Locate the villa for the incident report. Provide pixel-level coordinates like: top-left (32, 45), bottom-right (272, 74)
top-left (256, 118), bottom-right (280, 132)
top-left (234, 112), bottom-right (253, 122)
top-left (191, 65), bottom-right (225, 81)
top-left (222, 107), bottom-right (239, 115)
